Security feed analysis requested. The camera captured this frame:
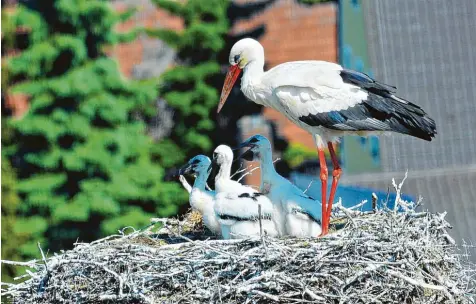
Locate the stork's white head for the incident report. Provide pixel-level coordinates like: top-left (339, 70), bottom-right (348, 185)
top-left (228, 38), bottom-right (264, 69)
top-left (212, 145), bottom-right (234, 166)
top-left (217, 38), bottom-right (265, 113)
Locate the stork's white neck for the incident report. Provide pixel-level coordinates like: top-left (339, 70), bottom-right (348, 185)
top-left (259, 147), bottom-right (279, 190)
top-left (215, 160), bottom-right (232, 190)
top-left (193, 170), bottom-right (208, 191)
top-left (241, 59), bottom-right (265, 99)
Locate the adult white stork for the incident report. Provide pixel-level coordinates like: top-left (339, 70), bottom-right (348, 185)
top-left (217, 38), bottom-right (436, 235)
top-left (177, 155), bottom-right (221, 236)
top-left (210, 145), bottom-right (279, 239)
top-left (237, 135), bottom-right (322, 237)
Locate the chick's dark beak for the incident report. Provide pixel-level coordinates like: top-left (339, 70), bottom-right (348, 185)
top-left (240, 149), bottom-right (255, 161)
top-left (177, 162), bottom-right (193, 176)
top-left (233, 140), bottom-right (257, 162)
top-left (208, 157), bottom-right (219, 178)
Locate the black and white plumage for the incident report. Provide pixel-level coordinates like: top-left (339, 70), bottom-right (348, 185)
top-left (238, 135), bottom-right (322, 237)
top-left (298, 69), bottom-right (436, 141)
top-left (218, 38), bottom-right (437, 235)
top-left (177, 155), bottom-right (221, 236)
top-left (211, 145), bottom-right (279, 239)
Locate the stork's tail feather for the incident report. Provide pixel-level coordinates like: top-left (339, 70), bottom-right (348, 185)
top-left (387, 96), bottom-right (437, 141)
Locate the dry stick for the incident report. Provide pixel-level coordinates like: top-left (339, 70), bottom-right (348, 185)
top-left (304, 287), bottom-right (325, 301)
top-left (392, 171), bottom-right (408, 212)
top-left (0, 260), bottom-right (38, 268)
top-left (251, 289), bottom-right (280, 302)
top-left (37, 242), bottom-right (50, 294)
top-left (258, 204), bottom-right (268, 259)
top-left (372, 193), bottom-right (378, 211)
top-left (230, 163), bottom-right (250, 178)
top-left (237, 158), bottom-right (280, 183)
top-left (37, 242), bottom-right (48, 272)
top-left (335, 203), bottom-right (357, 228)
top-left (386, 269), bottom-right (455, 304)
top-left (237, 165), bottom-right (260, 182)
top-left (303, 179), bottom-right (315, 194)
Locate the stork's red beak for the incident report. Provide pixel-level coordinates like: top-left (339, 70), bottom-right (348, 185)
top-left (217, 65), bottom-right (242, 113)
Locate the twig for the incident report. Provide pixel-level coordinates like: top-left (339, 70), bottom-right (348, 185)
top-left (252, 290), bottom-right (280, 301)
top-left (236, 158), bottom-right (280, 183)
top-left (372, 193), bottom-right (378, 211)
top-left (37, 242), bottom-right (48, 273)
top-left (0, 260), bottom-right (38, 268)
top-left (303, 179), bottom-right (314, 194)
top-left (386, 269), bottom-right (455, 304)
top-left (258, 204), bottom-right (268, 259)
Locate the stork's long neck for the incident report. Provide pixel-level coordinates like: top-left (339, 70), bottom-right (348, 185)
top-left (241, 59), bottom-right (265, 100)
top-left (193, 170), bottom-right (208, 191)
top-left (215, 160), bottom-right (232, 191)
top-left (259, 147), bottom-right (279, 190)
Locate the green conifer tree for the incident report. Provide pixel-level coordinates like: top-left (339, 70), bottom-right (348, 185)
top-left (1, 125), bottom-right (27, 282)
top-left (147, 0), bottom-right (229, 168)
top-left (4, 0), bottom-right (186, 257)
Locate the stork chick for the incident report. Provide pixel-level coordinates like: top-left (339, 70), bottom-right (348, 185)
top-left (211, 145), bottom-right (279, 239)
top-left (238, 135), bottom-right (322, 237)
top-left (177, 155), bottom-right (221, 236)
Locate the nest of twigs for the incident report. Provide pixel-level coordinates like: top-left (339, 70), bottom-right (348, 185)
top-left (2, 199), bottom-right (475, 304)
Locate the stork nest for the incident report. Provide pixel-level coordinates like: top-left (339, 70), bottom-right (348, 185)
top-left (2, 204), bottom-right (475, 304)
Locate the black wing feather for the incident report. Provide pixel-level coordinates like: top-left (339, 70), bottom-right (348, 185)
top-left (340, 69), bottom-right (397, 95)
top-left (298, 70), bottom-right (437, 141)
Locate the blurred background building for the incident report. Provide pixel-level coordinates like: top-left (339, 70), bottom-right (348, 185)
top-left (344, 0), bottom-right (476, 256)
top-left (3, 0), bottom-right (475, 264)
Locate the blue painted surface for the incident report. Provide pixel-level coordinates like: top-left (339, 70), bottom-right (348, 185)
top-left (291, 173), bottom-right (415, 211)
top-left (339, 0), bottom-right (381, 173)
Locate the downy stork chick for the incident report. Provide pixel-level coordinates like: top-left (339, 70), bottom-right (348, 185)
top-left (210, 145), bottom-right (279, 239)
top-left (238, 135), bottom-right (322, 237)
top-left (178, 155), bottom-right (221, 236)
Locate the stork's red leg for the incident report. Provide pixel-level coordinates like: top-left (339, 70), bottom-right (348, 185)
top-left (326, 142), bottom-right (342, 234)
top-left (317, 147), bottom-right (328, 236)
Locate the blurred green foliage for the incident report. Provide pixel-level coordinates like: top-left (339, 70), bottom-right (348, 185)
top-left (2, 0), bottom-right (186, 258)
top-left (284, 142), bottom-right (336, 168)
top-left (283, 143), bottom-right (318, 168)
top-left (148, 0), bottom-right (229, 166)
top-left (1, 124), bottom-right (28, 283)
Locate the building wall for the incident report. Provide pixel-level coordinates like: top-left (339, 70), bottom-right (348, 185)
top-left (111, 0), bottom-right (183, 77)
top-left (355, 0), bottom-right (476, 254)
top-left (363, 0), bottom-right (476, 172)
top-left (339, 0), bottom-right (381, 174)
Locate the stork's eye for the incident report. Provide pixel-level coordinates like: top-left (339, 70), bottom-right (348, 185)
top-left (234, 54), bottom-right (240, 63)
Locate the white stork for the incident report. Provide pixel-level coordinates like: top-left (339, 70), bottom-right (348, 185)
top-left (217, 38), bottom-right (437, 235)
top-left (210, 145), bottom-right (279, 239)
top-left (177, 155), bottom-right (221, 236)
top-left (237, 135), bottom-right (322, 237)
